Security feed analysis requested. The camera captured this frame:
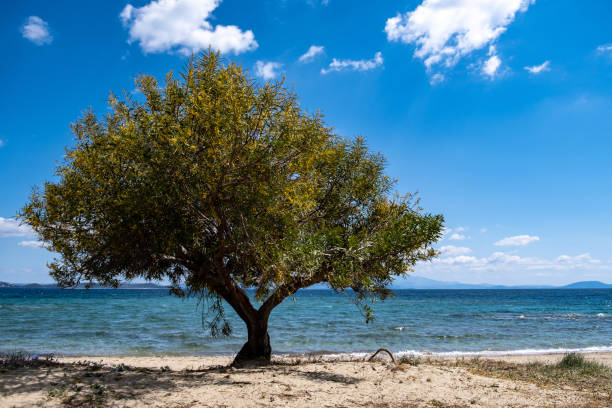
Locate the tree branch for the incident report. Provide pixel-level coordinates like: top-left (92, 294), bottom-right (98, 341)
top-left (258, 274), bottom-right (324, 318)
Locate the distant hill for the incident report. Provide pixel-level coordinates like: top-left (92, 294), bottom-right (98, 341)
top-left (390, 276), bottom-right (608, 290)
top-left (561, 281), bottom-right (612, 289)
top-left (389, 276), bottom-right (550, 289)
top-left (390, 276), bottom-right (499, 290)
top-left (7, 282), bottom-right (169, 289)
top-left (0, 281), bottom-right (14, 288)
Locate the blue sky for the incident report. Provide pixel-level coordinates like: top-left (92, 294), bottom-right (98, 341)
top-left (1, 0), bottom-right (612, 285)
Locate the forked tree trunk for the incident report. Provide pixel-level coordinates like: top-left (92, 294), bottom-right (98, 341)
top-left (232, 316), bottom-right (271, 366)
top-left (218, 275), bottom-right (312, 367)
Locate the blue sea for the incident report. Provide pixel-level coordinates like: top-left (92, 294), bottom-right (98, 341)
top-left (1, 288), bottom-right (611, 357)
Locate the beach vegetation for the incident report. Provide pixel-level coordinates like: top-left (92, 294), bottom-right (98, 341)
top-left (19, 51), bottom-right (444, 365)
top-left (0, 351), bottom-right (58, 371)
top-left (555, 352), bottom-right (606, 371)
top-left (457, 354), bottom-right (612, 407)
top-left (397, 354), bottom-right (421, 366)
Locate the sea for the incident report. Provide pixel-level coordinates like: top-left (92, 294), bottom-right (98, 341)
top-left (1, 288), bottom-right (611, 358)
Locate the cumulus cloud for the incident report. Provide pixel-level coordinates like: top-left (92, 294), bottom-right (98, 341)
top-left (556, 253), bottom-right (600, 265)
top-left (449, 233), bottom-right (467, 241)
top-left (254, 61), bottom-right (282, 80)
top-left (18, 240), bottom-right (46, 248)
top-left (385, 0), bottom-right (533, 74)
top-left (299, 45), bottom-right (325, 63)
top-left (494, 235), bottom-right (539, 246)
top-left (525, 60), bottom-right (550, 74)
top-left (442, 227), bottom-right (470, 241)
top-left (0, 217), bottom-right (34, 238)
top-left (429, 251), bottom-right (605, 273)
top-left (482, 55), bottom-right (501, 77)
top-left (482, 46), bottom-right (502, 78)
top-left (440, 245), bottom-right (472, 256)
top-left (120, 0), bottom-right (257, 55)
top-left (21, 16), bottom-right (53, 45)
top-left (321, 52), bottom-right (383, 74)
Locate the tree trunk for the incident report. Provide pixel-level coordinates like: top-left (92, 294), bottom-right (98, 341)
top-left (232, 315), bottom-right (271, 366)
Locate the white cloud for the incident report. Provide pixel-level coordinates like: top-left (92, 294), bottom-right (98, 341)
top-left (436, 255), bottom-right (479, 265)
top-left (482, 55), bottom-right (501, 78)
top-left (480, 228), bottom-right (488, 233)
top-left (494, 235), bottom-right (539, 246)
top-left (321, 52), bottom-right (383, 74)
top-left (597, 44), bottom-right (612, 53)
top-left (18, 240), bottom-right (46, 248)
top-left (442, 227), bottom-right (469, 240)
top-left (429, 251), bottom-right (607, 273)
top-left (440, 245), bottom-right (472, 256)
top-left (481, 45), bottom-right (502, 78)
top-left (0, 139), bottom-right (4, 147)
top-left (385, 0), bottom-right (533, 73)
top-left (21, 16), bottom-right (52, 45)
top-left (120, 0), bottom-right (257, 55)
top-left (254, 61), bottom-right (282, 80)
top-left (430, 73), bottom-right (445, 84)
top-left (525, 60), bottom-right (550, 74)
top-left (556, 253), bottom-right (600, 265)
top-left (0, 217), bottom-right (34, 238)
top-left (299, 45), bottom-right (325, 63)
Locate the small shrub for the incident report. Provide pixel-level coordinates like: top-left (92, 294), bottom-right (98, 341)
top-left (553, 353), bottom-right (610, 376)
top-left (398, 355), bottom-right (421, 366)
top-left (557, 353), bottom-right (589, 369)
top-left (0, 352), bottom-right (57, 370)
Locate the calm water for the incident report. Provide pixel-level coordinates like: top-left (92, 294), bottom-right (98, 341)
top-left (1, 288), bottom-right (611, 357)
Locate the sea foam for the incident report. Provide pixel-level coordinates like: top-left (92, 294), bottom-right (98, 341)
top-left (310, 345), bottom-right (612, 360)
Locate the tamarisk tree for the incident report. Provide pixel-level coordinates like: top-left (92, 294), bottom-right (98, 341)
top-left (20, 52), bottom-right (443, 365)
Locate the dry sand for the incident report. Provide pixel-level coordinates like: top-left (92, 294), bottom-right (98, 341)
top-left (2, 352), bottom-right (611, 407)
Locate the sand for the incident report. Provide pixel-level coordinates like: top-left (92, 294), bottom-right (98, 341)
top-left (2, 352), bottom-right (611, 407)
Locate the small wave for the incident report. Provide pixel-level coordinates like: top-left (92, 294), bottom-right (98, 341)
top-left (313, 345), bottom-right (612, 360)
top-left (597, 313), bottom-right (606, 317)
top-left (394, 327), bottom-right (405, 331)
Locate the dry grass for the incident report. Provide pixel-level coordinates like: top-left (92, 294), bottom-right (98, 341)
top-left (448, 353), bottom-right (612, 407)
top-left (0, 352), bottom-right (59, 371)
top-left (397, 354), bottom-right (422, 366)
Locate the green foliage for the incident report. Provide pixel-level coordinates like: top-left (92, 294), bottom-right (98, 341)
top-left (20, 51), bottom-right (444, 336)
top-left (555, 353), bottom-right (609, 373)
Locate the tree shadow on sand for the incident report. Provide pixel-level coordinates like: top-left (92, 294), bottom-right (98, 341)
top-left (2, 359), bottom-right (178, 405)
top-left (1, 354), bottom-right (362, 406)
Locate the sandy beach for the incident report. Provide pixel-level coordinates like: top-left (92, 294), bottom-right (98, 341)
top-left (2, 352), bottom-right (611, 407)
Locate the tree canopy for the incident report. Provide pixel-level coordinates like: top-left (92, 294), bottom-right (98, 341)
top-left (20, 52), bottom-right (444, 364)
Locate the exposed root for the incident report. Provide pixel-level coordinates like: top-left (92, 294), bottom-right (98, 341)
top-left (367, 348), bottom-right (396, 365)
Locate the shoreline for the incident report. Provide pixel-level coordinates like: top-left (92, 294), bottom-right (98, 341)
top-left (14, 344), bottom-right (612, 359)
top-left (54, 351), bottom-right (612, 372)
